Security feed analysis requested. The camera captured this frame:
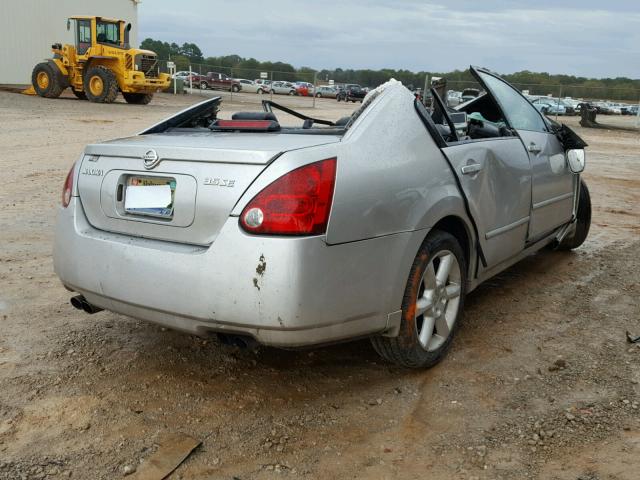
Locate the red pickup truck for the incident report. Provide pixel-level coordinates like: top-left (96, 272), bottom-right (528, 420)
top-left (191, 72), bottom-right (241, 92)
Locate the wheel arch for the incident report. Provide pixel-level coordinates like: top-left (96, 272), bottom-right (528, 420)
top-left (84, 58), bottom-right (121, 89)
top-left (430, 215), bottom-right (472, 266)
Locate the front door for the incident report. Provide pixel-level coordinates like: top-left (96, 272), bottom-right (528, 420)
top-left (443, 138), bottom-right (532, 268)
top-left (75, 19), bottom-right (92, 55)
top-left (473, 68), bottom-right (574, 240)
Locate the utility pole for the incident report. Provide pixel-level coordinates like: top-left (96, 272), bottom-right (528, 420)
top-left (312, 71), bottom-right (317, 108)
top-left (423, 74), bottom-right (429, 105)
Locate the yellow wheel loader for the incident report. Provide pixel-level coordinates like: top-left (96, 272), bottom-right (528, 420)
top-left (30, 16), bottom-right (170, 104)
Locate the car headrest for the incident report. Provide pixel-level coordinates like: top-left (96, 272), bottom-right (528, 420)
top-left (231, 112), bottom-right (277, 121)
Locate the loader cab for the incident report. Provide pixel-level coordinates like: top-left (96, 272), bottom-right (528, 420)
top-left (67, 16), bottom-right (130, 55)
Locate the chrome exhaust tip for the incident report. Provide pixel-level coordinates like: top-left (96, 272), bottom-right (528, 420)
top-left (70, 295), bottom-right (103, 315)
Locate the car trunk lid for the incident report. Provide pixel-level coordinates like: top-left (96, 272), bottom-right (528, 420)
top-left (77, 132), bottom-right (341, 245)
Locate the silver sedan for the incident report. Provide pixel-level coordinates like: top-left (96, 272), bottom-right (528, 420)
top-left (269, 81), bottom-right (296, 95)
top-left (54, 67), bottom-right (591, 368)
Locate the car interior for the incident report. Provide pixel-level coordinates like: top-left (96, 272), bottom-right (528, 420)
top-left (426, 87), bottom-right (514, 143)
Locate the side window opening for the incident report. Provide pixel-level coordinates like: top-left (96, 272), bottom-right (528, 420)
top-left (96, 22), bottom-right (120, 46)
top-left (475, 71), bottom-right (547, 133)
top-left (428, 85), bottom-right (514, 143)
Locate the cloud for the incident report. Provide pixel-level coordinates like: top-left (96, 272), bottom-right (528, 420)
top-left (139, 1), bottom-right (640, 78)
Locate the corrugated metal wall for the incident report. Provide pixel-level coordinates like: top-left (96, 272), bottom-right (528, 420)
top-left (0, 0), bottom-right (138, 85)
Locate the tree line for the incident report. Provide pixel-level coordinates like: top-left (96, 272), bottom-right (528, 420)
top-left (140, 38), bottom-right (640, 101)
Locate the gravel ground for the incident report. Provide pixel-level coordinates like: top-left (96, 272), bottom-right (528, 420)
top-left (0, 90), bottom-right (638, 480)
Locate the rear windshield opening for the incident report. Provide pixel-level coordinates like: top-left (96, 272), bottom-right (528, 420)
top-left (149, 96), bottom-right (365, 136)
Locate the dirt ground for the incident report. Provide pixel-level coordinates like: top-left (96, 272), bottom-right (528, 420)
top-left (0, 90), bottom-right (639, 480)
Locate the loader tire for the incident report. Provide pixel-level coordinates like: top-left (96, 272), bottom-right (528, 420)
top-left (31, 62), bottom-right (64, 98)
top-left (84, 66), bottom-right (118, 103)
top-left (122, 92), bottom-right (153, 105)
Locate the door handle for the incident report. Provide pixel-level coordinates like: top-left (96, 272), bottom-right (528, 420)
top-left (461, 163), bottom-right (482, 175)
top-left (527, 143), bottom-right (542, 154)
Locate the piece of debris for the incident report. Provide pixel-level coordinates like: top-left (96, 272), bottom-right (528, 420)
top-left (626, 331), bottom-right (640, 344)
top-left (123, 465), bottom-right (136, 476)
top-left (128, 432), bottom-right (201, 480)
top-left (548, 358), bottom-right (567, 372)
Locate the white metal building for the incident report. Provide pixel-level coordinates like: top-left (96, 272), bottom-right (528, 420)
top-left (0, 0), bottom-right (140, 85)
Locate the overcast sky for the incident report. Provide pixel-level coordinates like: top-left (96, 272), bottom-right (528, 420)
top-left (139, 0), bottom-right (640, 79)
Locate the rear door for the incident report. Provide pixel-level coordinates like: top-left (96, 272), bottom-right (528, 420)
top-left (473, 68), bottom-right (574, 240)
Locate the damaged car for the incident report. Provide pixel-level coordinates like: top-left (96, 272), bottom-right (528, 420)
top-left (54, 67), bottom-right (591, 369)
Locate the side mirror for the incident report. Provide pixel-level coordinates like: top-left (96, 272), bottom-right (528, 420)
top-left (126, 23), bottom-right (132, 32)
top-left (566, 149), bottom-right (585, 173)
top-left (67, 19), bottom-right (71, 31)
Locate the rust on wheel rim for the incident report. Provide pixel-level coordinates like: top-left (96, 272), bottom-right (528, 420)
top-left (89, 76), bottom-right (104, 96)
top-left (36, 71), bottom-right (49, 90)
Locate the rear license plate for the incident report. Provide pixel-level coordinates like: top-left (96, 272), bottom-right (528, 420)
top-left (124, 176), bottom-right (176, 218)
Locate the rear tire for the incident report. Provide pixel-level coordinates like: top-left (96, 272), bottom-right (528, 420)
top-left (84, 66), bottom-right (118, 103)
top-left (122, 92), bottom-right (153, 104)
top-left (232, 85), bottom-right (240, 92)
top-left (557, 179), bottom-right (591, 250)
top-left (31, 62), bottom-right (64, 98)
top-left (371, 230), bottom-right (467, 368)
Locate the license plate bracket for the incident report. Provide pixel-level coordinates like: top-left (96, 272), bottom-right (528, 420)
top-left (124, 176), bottom-right (176, 218)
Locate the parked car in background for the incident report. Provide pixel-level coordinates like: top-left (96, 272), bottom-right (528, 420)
top-left (54, 68), bottom-right (590, 369)
top-left (531, 97), bottom-right (567, 115)
top-left (315, 86), bottom-right (338, 98)
top-left (235, 79), bottom-right (269, 94)
top-left (253, 78), bottom-right (272, 92)
top-left (447, 90), bottom-right (463, 107)
top-left (294, 82), bottom-right (315, 97)
top-left (337, 84), bottom-right (366, 102)
top-left (461, 88), bottom-right (480, 102)
top-left (563, 98), bottom-right (582, 115)
top-left (172, 70), bottom-right (198, 80)
top-left (608, 103), bottom-right (623, 115)
top-left (558, 99), bottom-right (576, 116)
top-left (628, 105), bottom-right (638, 115)
top-left (270, 81), bottom-right (297, 95)
top-left (592, 102), bottom-right (611, 114)
top-left (198, 72), bottom-right (241, 92)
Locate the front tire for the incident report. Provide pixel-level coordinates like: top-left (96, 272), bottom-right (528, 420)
top-left (31, 62), bottom-right (64, 98)
top-left (122, 92), bottom-right (153, 104)
top-left (557, 179), bottom-right (591, 250)
top-left (371, 230), bottom-right (467, 368)
top-left (200, 81), bottom-right (208, 90)
top-left (84, 66), bottom-right (118, 103)
top-left (232, 85), bottom-right (240, 92)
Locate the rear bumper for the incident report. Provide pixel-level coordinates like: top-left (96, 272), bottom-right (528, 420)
top-left (54, 198), bottom-right (419, 347)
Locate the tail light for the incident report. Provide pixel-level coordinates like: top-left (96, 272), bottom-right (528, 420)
top-left (62, 162), bottom-right (75, 208)
top-left (240, 158), bottom-right (337, 235)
